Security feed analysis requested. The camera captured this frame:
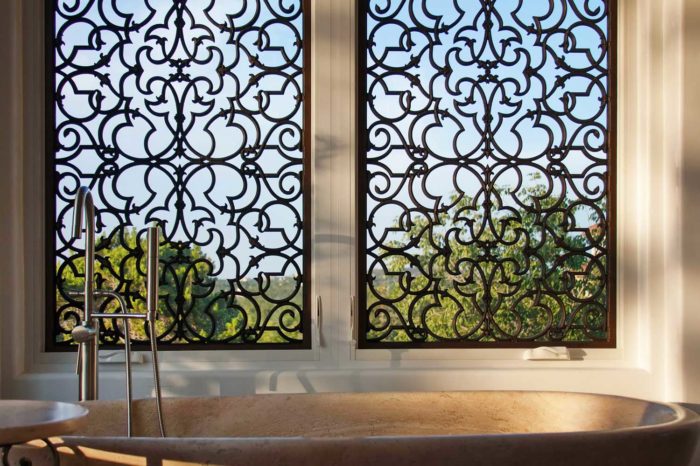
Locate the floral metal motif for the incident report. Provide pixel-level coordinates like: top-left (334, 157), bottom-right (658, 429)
top-left (358, 0), bottom-right (615, 346)
top-left (49, 0), bottom-right (309, 349)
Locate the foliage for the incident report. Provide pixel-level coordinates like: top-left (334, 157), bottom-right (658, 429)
top-left (368, 181), bottom-right (607, 343)
top-left (56, 228), bottom-right (301, 345)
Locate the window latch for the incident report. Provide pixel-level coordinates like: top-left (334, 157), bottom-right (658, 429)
top-left (315, 295), bottom-right (322, 348)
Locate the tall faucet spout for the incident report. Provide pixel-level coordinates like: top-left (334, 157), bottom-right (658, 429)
top-left (72, 186), bottom-right (98, 401)
top-left (72, 186), bottom-right (93, 240)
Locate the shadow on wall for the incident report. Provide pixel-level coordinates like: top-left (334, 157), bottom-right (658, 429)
top-left (682, 1), bottom-right (700, 404)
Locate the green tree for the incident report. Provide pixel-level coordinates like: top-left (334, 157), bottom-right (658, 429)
top-left (56, 228), bottom-right (301, 345)
top-left (368, 180), bottom-right (608, 343)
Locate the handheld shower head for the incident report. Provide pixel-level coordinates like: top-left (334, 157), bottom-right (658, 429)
top-left (147, 222), bottom-right (160, 322)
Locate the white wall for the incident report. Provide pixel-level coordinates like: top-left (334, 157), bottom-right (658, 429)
top-left (1, 0), bottom-right (698, 403)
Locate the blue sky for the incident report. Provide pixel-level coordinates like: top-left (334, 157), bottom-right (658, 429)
top-left (54, 0), bottom-right (304, 280)
top-left (53, 0), bottom-right (610, 280)
top-left (364, 0), bottom-right (609, 254)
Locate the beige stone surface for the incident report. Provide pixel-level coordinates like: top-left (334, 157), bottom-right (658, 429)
top-left (0, 400), bottom-right (87, 445)
top-left (11, 392), bottom-right (698, 466)
top-left (77, 391), bottom-right (679, 438)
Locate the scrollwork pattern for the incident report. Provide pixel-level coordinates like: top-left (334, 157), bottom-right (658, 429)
top-left (50, 0), bottom-right (308, 348)
top-left (359, 0), bottom-right (613, 345)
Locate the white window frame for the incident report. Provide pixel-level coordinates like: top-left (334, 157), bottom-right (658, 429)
top-left (0, 0), bottom-right (686, 402)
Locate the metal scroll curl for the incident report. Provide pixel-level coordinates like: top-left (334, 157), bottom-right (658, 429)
top-left (50, 0), bottom-right (309, 348)
top-left (359, 0), bottom-right (614, 346)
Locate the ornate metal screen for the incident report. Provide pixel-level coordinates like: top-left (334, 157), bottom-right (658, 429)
top-left (357, 0), bottom-right (616, 347)
top-left (47, 0), bottom-right (310, 350)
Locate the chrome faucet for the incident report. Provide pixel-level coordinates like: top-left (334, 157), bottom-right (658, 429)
top-left (91, 290), bottom-right (143, 437)
top-left (71, 187), bottom-right (99, 401)
top-left (71, 187), bottom-right (166, 436)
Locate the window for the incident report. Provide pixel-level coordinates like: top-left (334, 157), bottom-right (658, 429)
top-left (357, 0), bottom-right (616, 347)
top-left (48, 0), bottom-right (310, 350)
top-left (46, 0), bottom-right (614, 353)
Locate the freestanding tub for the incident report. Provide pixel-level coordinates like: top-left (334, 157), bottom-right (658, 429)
top-left (12, 391), bottom-right (700, 466)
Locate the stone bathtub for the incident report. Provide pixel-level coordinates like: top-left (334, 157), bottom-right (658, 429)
top-left (17, 391), bottom-right (700, 466)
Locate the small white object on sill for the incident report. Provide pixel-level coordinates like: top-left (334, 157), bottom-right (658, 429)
top-left (523, 346), bottom-right (571, 361)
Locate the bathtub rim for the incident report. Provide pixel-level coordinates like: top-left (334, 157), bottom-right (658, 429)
top-left (52, 417), bottom-right (700, 466)
top-left (63, 390), bottom-right (700, 439)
